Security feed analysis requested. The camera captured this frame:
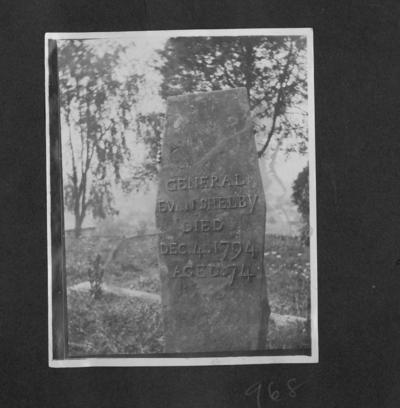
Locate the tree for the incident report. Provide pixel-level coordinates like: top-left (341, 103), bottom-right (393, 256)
top-left (292, 164), bottom-right (309, 246)
top-left (125, 112), bottom-right (165, 192)
top-left (159, 36), bottom-right (308, 158)
top-left (58, 40), bottom-right (141, 237)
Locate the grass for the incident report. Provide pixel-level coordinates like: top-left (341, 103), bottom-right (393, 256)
top-left (68, 291), bottom-right (164, 356)
top-left (66, 233), bottom-right (311, 356)
top-left (265, 235), bottom-right (310, 318)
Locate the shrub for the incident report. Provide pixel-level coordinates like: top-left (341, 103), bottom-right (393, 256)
top-left (292, 165), bottom-right (309, 246)
top-left (87, 254), bottom-right (104, 299)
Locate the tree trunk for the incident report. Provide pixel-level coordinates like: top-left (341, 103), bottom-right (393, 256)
top-left (74, 213), bottom-right (83, 238)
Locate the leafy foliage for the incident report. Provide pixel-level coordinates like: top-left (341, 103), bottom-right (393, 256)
top-left (59, 37), bottom-right (309, 238)
top-left (121, 112), bottom-right (165, 193)
top-left (159, 36), bottom-right (308, 157)
top-left (292, 165), bottom-right (310, 245)
top-left (58, 40), bottom-right (141, 236)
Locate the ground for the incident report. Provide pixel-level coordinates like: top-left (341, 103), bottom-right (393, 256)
top-left (65, 233), bottom-right (311, 356)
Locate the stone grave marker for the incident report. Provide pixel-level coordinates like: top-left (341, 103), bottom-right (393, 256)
top-left (156, 88), bottom-right (269, 353)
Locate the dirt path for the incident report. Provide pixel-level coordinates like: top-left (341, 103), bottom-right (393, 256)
top-left (68, 281), bottom-right (161, 303)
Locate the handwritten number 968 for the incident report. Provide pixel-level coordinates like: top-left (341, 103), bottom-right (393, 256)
top-left (245, 378), bottom-right (305, 407)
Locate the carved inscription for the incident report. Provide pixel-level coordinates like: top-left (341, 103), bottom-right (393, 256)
top-left (159, 171), bottom-right (259, 284)
top-left (173, 263), bottom-right (256, 286)
top-left (160, 240), bottom-right (257, 259)
top-left (167, 173), bottom-right (247, 191)
top-left (183, 219), bottom-right (224, 233)
top-left (157, 194), bottom-right (259, 214)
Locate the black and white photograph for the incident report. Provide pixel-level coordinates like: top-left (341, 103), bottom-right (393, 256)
top-left (46, 29), bottom-right (317, 366)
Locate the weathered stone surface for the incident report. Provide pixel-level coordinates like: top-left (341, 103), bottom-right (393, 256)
top-left (156, 88), bottom-right (269, 353)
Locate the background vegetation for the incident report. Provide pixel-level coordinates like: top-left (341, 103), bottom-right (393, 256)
top-left (58, 36), bottom-right (309, 237)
